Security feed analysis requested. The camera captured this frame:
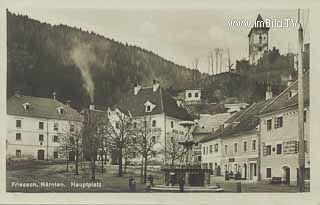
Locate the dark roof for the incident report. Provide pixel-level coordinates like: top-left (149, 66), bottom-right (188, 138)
top-left (260, 70), bottom-right (310, 115)
top-left (117, 86), bottom-right (192, 120)
top-left (7, 95), bottom-right (82, 121)
top-left (200, 99), bottom-right (273, 143)
top-left (248, 14), bottom-right (270, 37)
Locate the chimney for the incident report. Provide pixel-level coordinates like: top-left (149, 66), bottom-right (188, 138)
top-left (153, 80), bottom-right (160, 92)
top-left (89, 104), bottom-right (95, 110)
top-left (65, 100), bottom-right (71, 107)
top-left (265, 85), bottom-right (273, 100)
top-left (134, 83), bottom-right (142, 95)
top-left (14, 90), bottom-right (21, 97)
top-left (53, 92), bottom-right (56, 100)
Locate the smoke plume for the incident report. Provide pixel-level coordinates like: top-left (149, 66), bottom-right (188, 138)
top-left (69, 42), bottom-right (96, 102)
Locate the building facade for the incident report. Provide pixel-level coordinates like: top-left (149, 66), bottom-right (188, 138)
top-left (259, 71), bottom-right (310, 185)
top-left (200, 99), bottom-right (271, 181)
top-left (116, 81), bottom-right (193, 165)
top-left (7, 94), bottom-right (82, 160)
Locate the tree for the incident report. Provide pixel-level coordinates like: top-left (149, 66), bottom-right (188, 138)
top-left (165, 133), bottom-right (186, 168)
top-left (82, 108), bottom-right (106, 180)
top-left (104, 107), bottom-right (133, 177)
top-left (132, 115), bottom-right (158, 183)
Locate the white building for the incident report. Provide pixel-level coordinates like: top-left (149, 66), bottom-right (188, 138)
top-left (259, 71), bottom-right (310, 185)
top-left (200, 99), bottom-right (272, 181)
top-left (176, 88), bottom-right (202, 105)
top-left (6, 94), bottom-right (82, 160)
top-left (116, 80), bottom-right (193, 165)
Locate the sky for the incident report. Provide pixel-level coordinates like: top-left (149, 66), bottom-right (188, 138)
top-left (9, 8), bottom-right (310, 73)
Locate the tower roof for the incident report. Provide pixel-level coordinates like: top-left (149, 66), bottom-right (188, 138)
top-left (248, 14), bottom-right (270, 37)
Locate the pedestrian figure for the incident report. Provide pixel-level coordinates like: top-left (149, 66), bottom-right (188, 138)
top-left (178, 177), bottom-right (185, 192)
top-left (145, 179), bottom-right (151, 192)
top-left (148, 174), bottom-right (154, 186)
top-left (132, 178), bottom-right (136, 192)
top-left (128, 177), bottom-right (133, 192)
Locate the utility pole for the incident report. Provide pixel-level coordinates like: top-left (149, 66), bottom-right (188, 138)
top-left (297, 8), bottom-right (305, 192)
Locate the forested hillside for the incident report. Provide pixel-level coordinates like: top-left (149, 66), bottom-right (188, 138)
top-left (7, 11), bottom-right (202, 110)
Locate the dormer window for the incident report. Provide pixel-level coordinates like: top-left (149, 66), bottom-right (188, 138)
top-left (57, 107), bottom-right (64, 115)
top-left (23, 103), bottom-right (30, 111)
top-left (144, 101), bottom-right (156, 113)
top-left (288, 90), bottom-right (298, 98)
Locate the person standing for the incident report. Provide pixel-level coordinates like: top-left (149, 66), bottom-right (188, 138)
top-left (178, 177), bottom-right (185, 192)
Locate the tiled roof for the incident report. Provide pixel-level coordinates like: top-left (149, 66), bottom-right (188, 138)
top-left (7, 95), bottom-right (82, 121)
top-left (260, 70), bottom-right (309, 115)
top-left (193, 113), bottom-right (231, 134)
top-left (200, 99), bottom-right (273, 143)
top-left (117, 86), bottom-right (192, 120)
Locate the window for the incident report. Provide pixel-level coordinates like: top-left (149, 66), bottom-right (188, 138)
top-left (152, 120), bottom-right (156, 127)
top-left (234, 143), bottom-right (238, 153)
top-left (16, 120), bottom-right (22, 128)
top-left (258, 47), bottom-right (262, 51)
top-left (171, 121), bottom-right (174, 128)
top-left (59, 108), bottom-right (64, 115)
top-left (214, 144), bottom-right (219, 152)
top-left (225, 145), bottom-right (228, 154)
top-left (25, 104), bottom-right (30, 110)
top-left (170, 136), bottom-right (174, 143)
top-left (203, 146), bottom-right (206, 155)
top-left (133, 122), bottom-right (137, 129)
top-left (16, 150), bottom-right (21, 158)
top-left (188, 92), bottom-right (192, 98)
top-left (197, 156), bottom-right (201, 161)
top-left (39, 134), bottom-right (44, 142)
top-left (115, 122), bottom-right (120, 129)
top-left (132, 152), bottom-right (136, 158)
top-left (274, 116), bottom-right (283, 129)
top-left (266, 168), bottom-right (272, 178)
top-left (259, 34), bottom-right (262, 44)
top-left (304, 110), bottom-right (307, 122)
top-left (209, 145), bottom-right (213, 154)
top-left (252, 140), bottom-right (256, 151)
top-left (195, 92), bottom-right (199, 98)
top-left (209, 163), bottom-right (213, 170)
top-left (53, 123), bottom-right (59, 131)
top-left (70, 124), bottom-right (75, 132)
top-left (243, 141), bottom-right (247, 152)
top-left (276, 144), bottom-right (282, 154)
top-left (266, 145), bottom-right (272, 156)
top-left (39, 121), bottom-right (44, 130)
top-left (16, 133), bottom-right (21, 141)
top-left (146, 105), bottom-right (151, 112)
top-left (152, 136), bottom-right (156, 143)
top-left (53, 135), bottom-right (59, 142)
top-left (267, 119), bottom-right (272, 131)
top-left (53, 151), bottom-right (58, 159)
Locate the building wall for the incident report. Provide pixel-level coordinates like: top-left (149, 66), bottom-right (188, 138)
top-left (201, 138), bottom-right (223, 171)
top-left (129, 113), bottom-right (188, 165)
top-left (249, 29), bottom-right (268, 65)
top-left (185, 90), bottom-right (201, 103)
top-left (220, 132), bottom-right (259, 180)
top-left (260, 107), bottom-right (310, 184)
top-left (7, 114), bottom-right (81, 160)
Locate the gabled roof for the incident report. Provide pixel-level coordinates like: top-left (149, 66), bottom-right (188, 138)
top-left (200, 99), bottom-right (273, 143)
top-left (7, 95), bottom-right (82, 121)
top-left (259, 70), bottom-right (310, 115)
top-left (248, 14), bottom-right (270, 37)
top-left (117, 86), bottom-right (192, 120)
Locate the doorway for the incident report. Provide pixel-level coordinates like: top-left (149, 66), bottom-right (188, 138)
top-left (282, 166), bottom-right (290, 185)
top-left (37, 149), bottom-right (45, 160)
